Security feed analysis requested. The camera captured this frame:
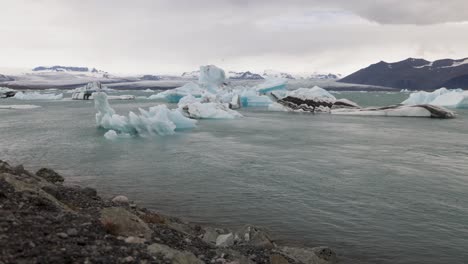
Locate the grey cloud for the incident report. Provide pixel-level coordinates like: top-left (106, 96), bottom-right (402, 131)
top-left (0, 0), bottom-right (467, 75)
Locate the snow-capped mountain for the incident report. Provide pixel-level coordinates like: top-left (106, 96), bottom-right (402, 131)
top-left (32, 65), bottom-right (105, 74)
top-left (181, 70), bottom-right (200, 79)
top-left (181, 69), bottom-right (340, 80)
top-left (0, 74), bottom-right (14, 82)
top-left (340, 57), bottom-right (468, 90)
top-left (308, 72), bottom-right (342, 80)
top-left (228, 71), bottom-right (264, 80)
top-left (140, 75), bottom-right (162, 81)
top-left (262, 70), bottom-right (296, 79)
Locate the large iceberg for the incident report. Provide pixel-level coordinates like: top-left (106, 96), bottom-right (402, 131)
top-left (331, 104), bottom-right (455, 118)
top-left (94, 92), bottom-right (196, 137)
top-left (266, 85), bottom-right (454, 118)
top-left (148, 65), bottom-right (287, 108)
top-left (402, 88), bottom-right (468, 108)
top-left (199, 65), bottom-right (226, 92)
top-left (13, 91), bottom-right (63, 100)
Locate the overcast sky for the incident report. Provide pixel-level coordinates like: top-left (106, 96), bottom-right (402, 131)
top-left (2, 0), bottom-right (468, 75)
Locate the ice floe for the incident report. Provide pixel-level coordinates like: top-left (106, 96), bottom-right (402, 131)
top-left (254, 78), bottom-right (287, 94)
top-left (331, 105), bottom-right (455, 118)
top-left (13, 91), bottom-right (63, 100)
top-left (266, 85), bottom-right (454, 118)
top-left (402, 88), bottom-right (468, 108)
top-left (179, 100), bottom-right (242, 119)
top-left (0, 87), bottom-right (16, 93)
top-left (0, 104), bottom-right (41, 110)
top-left (148, 82), bottom-right (204, 103)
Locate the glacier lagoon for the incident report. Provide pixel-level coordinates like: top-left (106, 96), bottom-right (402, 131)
top-left (1, 91), bottom-right (468, 264)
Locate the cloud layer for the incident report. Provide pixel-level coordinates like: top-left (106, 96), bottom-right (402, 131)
top-left (1, 0), bottom-right (468, 75)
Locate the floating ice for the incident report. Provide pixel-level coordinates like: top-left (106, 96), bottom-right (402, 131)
top-left (106, 95), bottom-right (136, 100)
top-left (13, 91), bottom-right (63, 100)
top-left (72, 81), bottom-right (103, 100)
top-left (287, 86), bottom-right (336, 101)
top-left (178, 94), bottom-right (242, 119)
top-left (199, 65), bottom-right (226, 92)
top-left (0, 104), bottom-right (41, 110)
top-left (143, 89), bottom-right (154, 93)
top-left (148, 82), bottom-right (204, 103)
top-left (254, 78), bottom-right (287, 94)
top-left (402, 88), bottom-right (468, 108)
top-left (94, 92), bottom-right (196, 137)
top-left (332, 104), bottom-right (455, 118)
top-left (0, 87), bottom-right (15, 93)
top-left (239, 90), bottom-right (273, 107)
top-left (267, 86), bottom-right (336, 112)
top-left (179, 102), bottom-right (242, 119)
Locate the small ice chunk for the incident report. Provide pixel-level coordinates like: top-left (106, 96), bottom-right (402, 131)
top-left (104, 130), bottom-right (119, 140)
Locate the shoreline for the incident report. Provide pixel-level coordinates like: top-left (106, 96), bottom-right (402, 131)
top-left (0, 160), bottom-right (338, 264)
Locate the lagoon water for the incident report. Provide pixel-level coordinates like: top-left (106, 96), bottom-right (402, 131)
top-left (1, 91), bottom-right (468, 264)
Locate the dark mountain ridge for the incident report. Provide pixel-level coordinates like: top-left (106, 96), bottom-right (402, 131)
top-left (339, 57), bottom-right (468, 90)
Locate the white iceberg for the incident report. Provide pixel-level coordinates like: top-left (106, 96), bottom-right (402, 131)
top-left (199, 65), bottom-right (226, 92)
top-left (143, 89), bottom-right (154, 93)
top-left (13, 91), bottom-right (63, 100)
top-left (94, 92), bottom-right (197, 137)
top-left (178, 94), bottom-right (242, 119)
top-left (402, 88), bottom-right (468, 108)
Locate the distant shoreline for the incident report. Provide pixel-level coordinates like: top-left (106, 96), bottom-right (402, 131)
top-left (1, 81), bottom-right (399, 92)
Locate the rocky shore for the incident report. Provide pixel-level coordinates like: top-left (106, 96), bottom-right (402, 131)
top-left (0, 160), bottom-right (337, 264)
